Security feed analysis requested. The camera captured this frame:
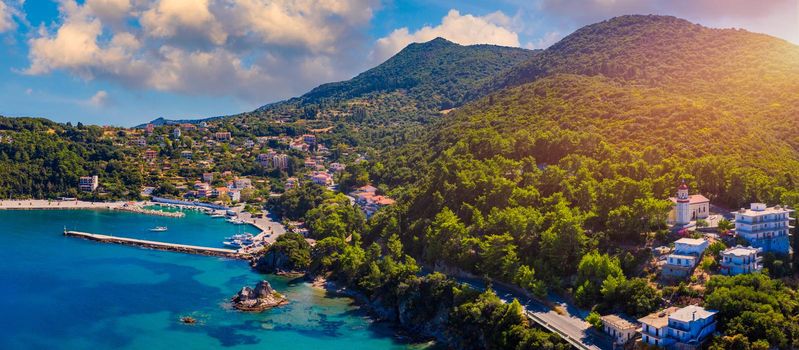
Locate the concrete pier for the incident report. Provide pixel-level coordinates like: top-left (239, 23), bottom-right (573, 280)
top-left (64, 230), bottom-right (246, 259)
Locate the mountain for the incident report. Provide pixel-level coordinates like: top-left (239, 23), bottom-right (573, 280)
top-left (269, 37), bottom-right (538, 111)
top-left (394, 14), bottom-right (799, 206)
top-left (370, 15), bottom-right (799, 324)
top-left (145, 38), bottom-right (537, 135)
top-left (479, 15), bottom-right (799, 98)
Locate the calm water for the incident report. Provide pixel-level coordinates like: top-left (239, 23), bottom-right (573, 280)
top-left (0, 209), bottom-right (423, 350)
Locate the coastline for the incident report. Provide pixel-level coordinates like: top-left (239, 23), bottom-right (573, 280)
top-left (0, 199), bottom-right (125, 210)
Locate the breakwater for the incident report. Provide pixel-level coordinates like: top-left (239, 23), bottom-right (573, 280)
top-left (64, 230), bottom-right (245, 259)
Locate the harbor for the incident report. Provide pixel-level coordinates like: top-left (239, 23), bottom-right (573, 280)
top-left (64, 230), bottom-right (247, 259)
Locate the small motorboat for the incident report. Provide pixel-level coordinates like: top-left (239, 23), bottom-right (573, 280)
top-left (226, 233), bottom-right (254, 241)
top-left (149, 226), bottom-right (168, 232)
top-left (210, 213), bottom-right (225, 218)
top-left (226, 218), bottom-right (246, 225)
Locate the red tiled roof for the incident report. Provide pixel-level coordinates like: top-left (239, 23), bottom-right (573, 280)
top-left (669, 194), bottom-right (709, 204)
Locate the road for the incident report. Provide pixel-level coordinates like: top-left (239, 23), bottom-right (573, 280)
top-left (450, 274), bottom-right (612, 350)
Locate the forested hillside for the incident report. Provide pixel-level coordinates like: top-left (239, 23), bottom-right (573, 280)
top-left (356, 15), bottom-right (799, 348)
top-left (229, 38), bottom-right (537, 149)
top-left (0, 117), bottom-right (142, 199)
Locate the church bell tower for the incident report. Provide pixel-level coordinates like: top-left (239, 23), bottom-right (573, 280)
top-left (676, 180), bottom-right (691, 225)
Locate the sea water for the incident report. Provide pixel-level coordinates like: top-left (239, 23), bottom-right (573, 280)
top-left (0, 209), bottom-right (425, 349)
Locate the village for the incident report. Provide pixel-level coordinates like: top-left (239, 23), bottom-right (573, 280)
top-left (597, 180), bottom-right (793, 350)
top-left (73, 120), bottom-right (396, 244)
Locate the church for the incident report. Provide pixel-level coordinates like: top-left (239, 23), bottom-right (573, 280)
top-left (667, 181), bottom-right (710, 226)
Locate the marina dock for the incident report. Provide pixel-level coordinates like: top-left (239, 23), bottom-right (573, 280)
top-left (64, 230), bottom-right (247, 259)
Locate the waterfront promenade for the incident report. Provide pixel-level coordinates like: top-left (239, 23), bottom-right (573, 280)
top-left (0, 199), bottom-right (125, 210)
top-left (229, 205), bottom-right (286, 245)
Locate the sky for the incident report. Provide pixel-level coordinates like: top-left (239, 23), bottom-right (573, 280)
top-left (0, 0), bottom-right (797, 127)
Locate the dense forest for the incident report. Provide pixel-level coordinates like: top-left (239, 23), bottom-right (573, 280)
top-left (265, 184), bottom-right (569, 349)
top-left (352, 15), bottom-right (799, 348)
top-left (0, 117), bottom-right (142, 199)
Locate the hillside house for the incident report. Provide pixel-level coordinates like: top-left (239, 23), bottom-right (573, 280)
top-left (600, 314), bottom-right (638, 347)
top-left (639, 305), bottom-right (717, 349)
top-left (662, 238), bottom-right (708, 278)
top-left (720, 245), bottom-right (762, 275)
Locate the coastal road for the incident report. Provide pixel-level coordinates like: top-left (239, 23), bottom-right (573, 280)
top-left (450, 275), bottom-right (612, 350)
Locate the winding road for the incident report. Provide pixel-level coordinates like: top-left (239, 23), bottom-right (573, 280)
top-left (450, 274), bottom-right (612, 350)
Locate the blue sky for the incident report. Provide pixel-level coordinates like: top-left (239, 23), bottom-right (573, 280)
top-left (0, 0), bottom-right (797, 127)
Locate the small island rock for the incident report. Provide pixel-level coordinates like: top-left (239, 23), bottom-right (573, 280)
top-left (231, 280), bottom-right (288, 312)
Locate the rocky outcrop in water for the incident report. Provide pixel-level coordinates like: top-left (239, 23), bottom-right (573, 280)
top-left (231, 280), bottom-right (288, 312)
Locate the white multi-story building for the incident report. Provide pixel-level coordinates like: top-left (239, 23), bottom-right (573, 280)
top-left (662, 238), bottom-right (708, 278)
top-left (735, 203), bottom-right (793, 254)
top-left (272, 154), bottom-right (288, 170)
top-left (639, 305), bottom-right (717, 349)
top-left (720, 246), bottom-right (762, 275)
top-left (600, 314), bottom-right (638, 346)
top-left (79, 175), bottom-right (99, 192)
top-left (172, 127), bottom-right (181, 139)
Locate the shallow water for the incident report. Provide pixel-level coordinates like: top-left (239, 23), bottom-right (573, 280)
top-left (0, 209), bottom-right (423, 349)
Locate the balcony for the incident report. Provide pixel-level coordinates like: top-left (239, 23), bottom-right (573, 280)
top-left (736, 216), bottom-right (791, 225)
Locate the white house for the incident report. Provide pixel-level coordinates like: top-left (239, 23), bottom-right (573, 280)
top-left (600, 314), bottom-right (638, 346)
top-left (668, 181), bottom-right (709, 226)
top-left (662, 238), bottom-right (708, 278)
top-left (639, 305), bottom-right (717, 349)
top-left (172, 127), bottom-right (181, 139)
top-left (329, 162), bottom-right (346, 172)
top-left (720, 246), bottom-right (762, 275)
top-left (735, 203), bottom-right (793, 254)
top-left (285, 177), bottom-right (299, 190)
top-left (233, 178), bottom-right (252, 190)
top-left (674, 238), bottom-right (709, 255)
top-left (311, 172), bottom-right (333, 186)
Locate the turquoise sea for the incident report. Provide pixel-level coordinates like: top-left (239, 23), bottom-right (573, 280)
top-left (0, 209), bottom-right (425, 349)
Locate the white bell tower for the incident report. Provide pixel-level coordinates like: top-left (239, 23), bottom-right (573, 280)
top-left (676, 180), bottom-right (691, 225)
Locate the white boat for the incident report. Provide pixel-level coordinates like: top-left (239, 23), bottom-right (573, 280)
top-left (210, 214), bottom-right (225, 218)
top-left (226, 218), bottom-right (246, 225)
top-left (149, 226), bottom-right (168, 232)
top-left (223, 238), bottom-right (253, 248)
top-left (226, 233), bottom-right (254, 240)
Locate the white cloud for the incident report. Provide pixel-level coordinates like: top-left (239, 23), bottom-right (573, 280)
top-left (372, 9), bottom-right (521, 63)
top-left (0, 0), bottom-right (18, 33)
top-left (228, 0), bottom-right (377, 52)
top-left (85, 0), bottom-right (131, 26)
top-left (526, 31), bottom-right (562, 49)
top-left (23, 0), bottom-right (381, 102)
top-left (87, 90), bottom-right (110, 107)
top-left (140, 0), bottom-right (226, 45)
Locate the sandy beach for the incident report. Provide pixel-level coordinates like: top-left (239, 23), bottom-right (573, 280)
top-left (0, 199), bottom-right (126, 210)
